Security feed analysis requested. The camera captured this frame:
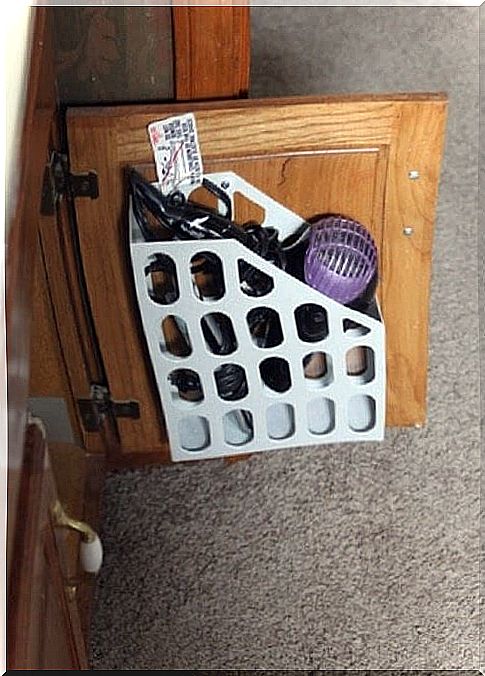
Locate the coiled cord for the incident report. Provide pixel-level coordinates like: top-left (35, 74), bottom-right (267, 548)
top-left (215, 364), bottom-right (248, 401)
top-left (131, 170), bottom-right (319, 398)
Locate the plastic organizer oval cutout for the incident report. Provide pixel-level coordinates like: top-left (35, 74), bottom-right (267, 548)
top-left (303, 352), bottom-right (332, 387)
top-left (295, 304), bottom-right (328, 342)
top-left (190, 252), bottom-right (225, 301)
top-left (307, 397), bottom-right (335, 435)
top-left (238, 260), bottom-right (274, 297)
top-left (201, 313), bottom-right (238, 355)
top-left (160, 316), bottom-right (192, 358)
top-left (266, 403), bottom-right (295, 440)
top-left (223, 409), bottom-right (254, 446)
top-left (168, 369), bottom-right (204, 405)
top-left (348, 395), bottom-right (376, 432)
top-left (145, 254), bottom-right (179, 305)
top-left (259, 357), bottom-right (291, 393)
top-left (345, 346), bottom-right (375, 383)
top-left (247, 307), bottom-right (283, 348)
top-left (178, 416), bottom-right (211, 451)
top-left (214, 364), bottom-right (248, 401)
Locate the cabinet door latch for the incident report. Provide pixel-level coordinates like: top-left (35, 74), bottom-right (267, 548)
top-left (41, 151), bottom-right (99, 215)
top-left (77, 384), bottom-right (140, 432)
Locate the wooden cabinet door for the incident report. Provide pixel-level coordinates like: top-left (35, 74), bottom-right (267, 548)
top-left (66, 94), bottom-right (447, 462)
top-left (7, 423), bottom-right (88, 670)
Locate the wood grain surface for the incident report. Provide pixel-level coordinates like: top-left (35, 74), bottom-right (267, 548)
top-left (29, 230), bottom-right (85, 445)
top-left (381, 101), bottom-right (447, 425)
top-left (53, 6), bottom-right (174, 104)
top-left (7, 425), bottom-right (88, 670)
top-left (30, 238), bottom-right (69, 398)
top-left (53, 5), bottom-right (249, 105)
top-left (67, 93), bottom-right (447, 458)
top-left (173, 6), bottom-right (250, 100)
top-left (6, 7), bottom-right (56, 573)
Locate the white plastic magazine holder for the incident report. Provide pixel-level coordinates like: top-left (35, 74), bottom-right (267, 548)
top-left (130, 172), bottom-right (385, 461)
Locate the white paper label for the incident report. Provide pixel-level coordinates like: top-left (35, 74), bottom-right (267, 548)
top-left (148, 113), bottom-right (203, 194)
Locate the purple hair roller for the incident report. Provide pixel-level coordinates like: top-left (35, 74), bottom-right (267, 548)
top-left (304, 216), bottom-right (378, 305)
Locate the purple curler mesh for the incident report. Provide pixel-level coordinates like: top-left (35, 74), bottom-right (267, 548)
top-left (304, 216), bottom-right (378, 305)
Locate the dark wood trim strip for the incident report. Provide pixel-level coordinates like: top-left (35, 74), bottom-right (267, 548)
top-left (172, 6), bottom-right (250, 100)
top-left (6, 6), bottom-right (56, 575)
top-left (8, 424), bottom-right (46, 669)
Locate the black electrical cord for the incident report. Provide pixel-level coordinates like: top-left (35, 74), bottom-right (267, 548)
top-left (215, 364), bottom-right (248, 401)
top-left (201, 177), bottom-right (232, 220)
top-left (130, 169), bottom-right (286, 283)
top-left (168, 369), bottom-right (204, 401)
top-left (295, 305), bottom-right (329, 342)
top-left (130, 170), bottom-right (242, 243)
top-left (259, 358), bottom-right (291, 393)
top-left (201, 314), bottom-right (237, 355)
top-left (130, 170), bottom-right (317, 399)
top-left (247, 307), bottom-right (283, 348)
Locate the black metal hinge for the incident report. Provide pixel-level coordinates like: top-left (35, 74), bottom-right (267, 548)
top-left (41, 151), bottom-right (99, 216)
top-left (77, 384), bottom-right (140, 433)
